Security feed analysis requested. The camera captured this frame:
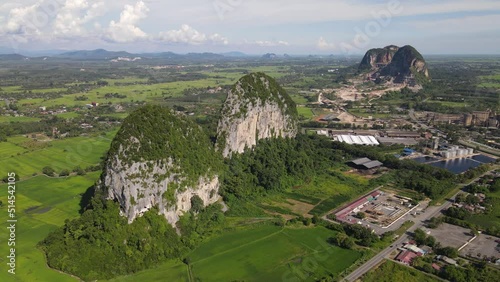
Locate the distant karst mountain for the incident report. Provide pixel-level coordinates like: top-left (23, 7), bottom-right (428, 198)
top-left (217, 72), bottom-right (299, 157)
top-left (359, 45), bottom-right (430, 86)
top-left (262, 53), bottom-right (278, 59)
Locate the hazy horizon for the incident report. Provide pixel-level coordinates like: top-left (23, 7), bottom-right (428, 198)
top-left (1, 0), bottom-right (499, 55)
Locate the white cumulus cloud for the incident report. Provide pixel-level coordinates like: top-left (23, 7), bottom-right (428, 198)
top-left (54, 0), bottom-right (105, 37)
top-left (254, 40), bottom-right (289, 47)
top-left (317, 37), bottom-right (336, 50)
top-left (2, 1), bottom-right (42, 35)
top-left (158, 24), bottom-right (228, 45)
top-left (105, 1), bottom-right (149, 43)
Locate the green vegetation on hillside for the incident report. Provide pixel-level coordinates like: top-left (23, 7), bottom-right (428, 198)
top-left (229, 72), bottom-right (298, 118)
top-left (106, 105), bottom-right (222, 185)
top-left (40, 198), bottom-right (184, 281)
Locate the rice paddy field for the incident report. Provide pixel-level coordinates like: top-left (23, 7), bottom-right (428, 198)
top-left (0, 173), bottom-right (100, 282)
top-left (109, 225), bottom-right (362, 282)
top-left (0, 131), bottom-right (117, 179)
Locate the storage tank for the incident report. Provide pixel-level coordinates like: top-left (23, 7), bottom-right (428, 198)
top-left (468, 148), bottom-right (474, 155)
top-left (432, 137), bottom-right (440, 150)
top-left (449, 150), bottom-right (457, 158)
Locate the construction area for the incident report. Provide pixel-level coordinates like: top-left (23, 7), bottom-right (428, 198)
top-left (334, 190), bottom-right (416, 230)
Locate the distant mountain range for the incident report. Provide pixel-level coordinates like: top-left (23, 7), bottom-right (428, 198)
top-left (0, 48), bottom-right (304, 61)
top-left (0, 48), bottom-right (255, 61)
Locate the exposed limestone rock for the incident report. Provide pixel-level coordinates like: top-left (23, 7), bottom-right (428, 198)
top-left (98, 105), bottom-right (222, 225)
top-left (217, 72), bottom-right (299, 157)
top-left (359, 45), bottom-right (399, 70)
top-left (359, 45), bottom-right (430, 87)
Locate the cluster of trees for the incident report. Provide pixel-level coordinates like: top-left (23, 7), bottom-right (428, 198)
top-left (326, 222), bottom-right (379, 248)
top-left (413, 228), bottom-right (436, 247)
top-left (329, 233), bottom-right (355, 249)
top-left (39, 197), bottom-right (185, 281)
top-left (221, 135), bottom-right (344, 199)
top-left (413, 254), bottom-right (500, 282)
top-left (455, 193), bottom-right (481, 205)
top-left (330, 141), bottom-right (457, 199)
top-left (41, 192), bottom-right (229, 280)
top-left (41, 165), bottom-right (99, 177)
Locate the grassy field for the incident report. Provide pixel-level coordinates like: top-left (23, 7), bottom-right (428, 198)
top-left (426, 100), bottom-right (469, 108)
top-left (106, 260), bottom-right (189, 282)
top-left (190, 226), bottom-right (361, 281)
top-left (0, 173), bottom-right (100, 282)
top-left (362, 260), bottom-right (440, 282)
top-left (108, 225), bottom-right (362, 282)
top-left (349, 108), bottom-right (392, 119)
top-left (0, 116), bottom-right (41, 123)
top-left (54, 112), bottom-right (80, 119)
top-left (479, 74), bottom-right (500, 88)
top-left (297, 106), bottom-right (315, 119)
top-left (290, 173), bottom-right (370, 216)
top-left (0, 131), bottom-right (116, 179)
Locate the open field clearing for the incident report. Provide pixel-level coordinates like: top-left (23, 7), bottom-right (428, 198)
top-left (189, 226), bottom-right (361, 281)
top-left (0, 116), bottom-right (41, 123)
top-left (0, 131), bottom-right (116, 178)
top-left (362, 260), bottom-right (440, 282)
top-left (0, 173), bottom-right (100, 282)
top-left (108, 226), bottom-right (361, 282)
top-left (297, 106), bottom-right (315, 119)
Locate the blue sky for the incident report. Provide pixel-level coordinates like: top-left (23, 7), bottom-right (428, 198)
top-left (0, 0), bottom-right (499, 54)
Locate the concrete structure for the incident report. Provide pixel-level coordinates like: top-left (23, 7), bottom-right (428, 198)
top-left (385, 131), bottom-right (421, 138)
top-left (377, 137), bottom-right (418, 146)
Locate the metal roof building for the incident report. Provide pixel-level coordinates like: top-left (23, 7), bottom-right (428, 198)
top-left (333, 135), bottom-right (380, 146)
top-left (349, 158), bottom-right (383, 169)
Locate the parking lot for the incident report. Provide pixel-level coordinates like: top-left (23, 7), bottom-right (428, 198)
top-left (429, 223), bottom-right (474, 249)
top-left (461, 234), bottom-right (500, 259)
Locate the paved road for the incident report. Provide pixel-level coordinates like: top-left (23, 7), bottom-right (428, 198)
top-left (343, 169), bottom-right (496, 282)
top-left (342, 199), bottom-right (454, 282)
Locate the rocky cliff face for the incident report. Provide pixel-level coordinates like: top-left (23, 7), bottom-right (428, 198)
top-left (359, 45), bottom-right (430, 86)
top-left (98, 105), bottom-right (222, 225)
top-left (359, 45), bottom-right (399, 70)
top-left (217, 72), bottom-right (299, 157)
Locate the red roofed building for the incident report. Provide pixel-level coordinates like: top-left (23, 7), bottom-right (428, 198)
top-left (395, 250), bottom-right (419, 265)
top-left (432, 263), bottom-right (442, 271)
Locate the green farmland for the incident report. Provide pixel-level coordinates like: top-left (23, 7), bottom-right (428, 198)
top-left (362, 260), bottom-right (439, 282)
top-left (0, 173), bottom-right (100, 282)
top-left (109, 225), bottom-right (362, 282)
top-left (0, 131), bottom-right (116, 179)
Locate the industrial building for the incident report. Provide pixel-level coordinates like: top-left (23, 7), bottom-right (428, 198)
top-left (333, 135), bottom-right (380, 146)
top-left (349, 158), bottom-right (383, 170)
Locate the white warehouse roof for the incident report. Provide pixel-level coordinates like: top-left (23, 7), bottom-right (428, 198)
top-left (333, 135), bottom-right (380, 146)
